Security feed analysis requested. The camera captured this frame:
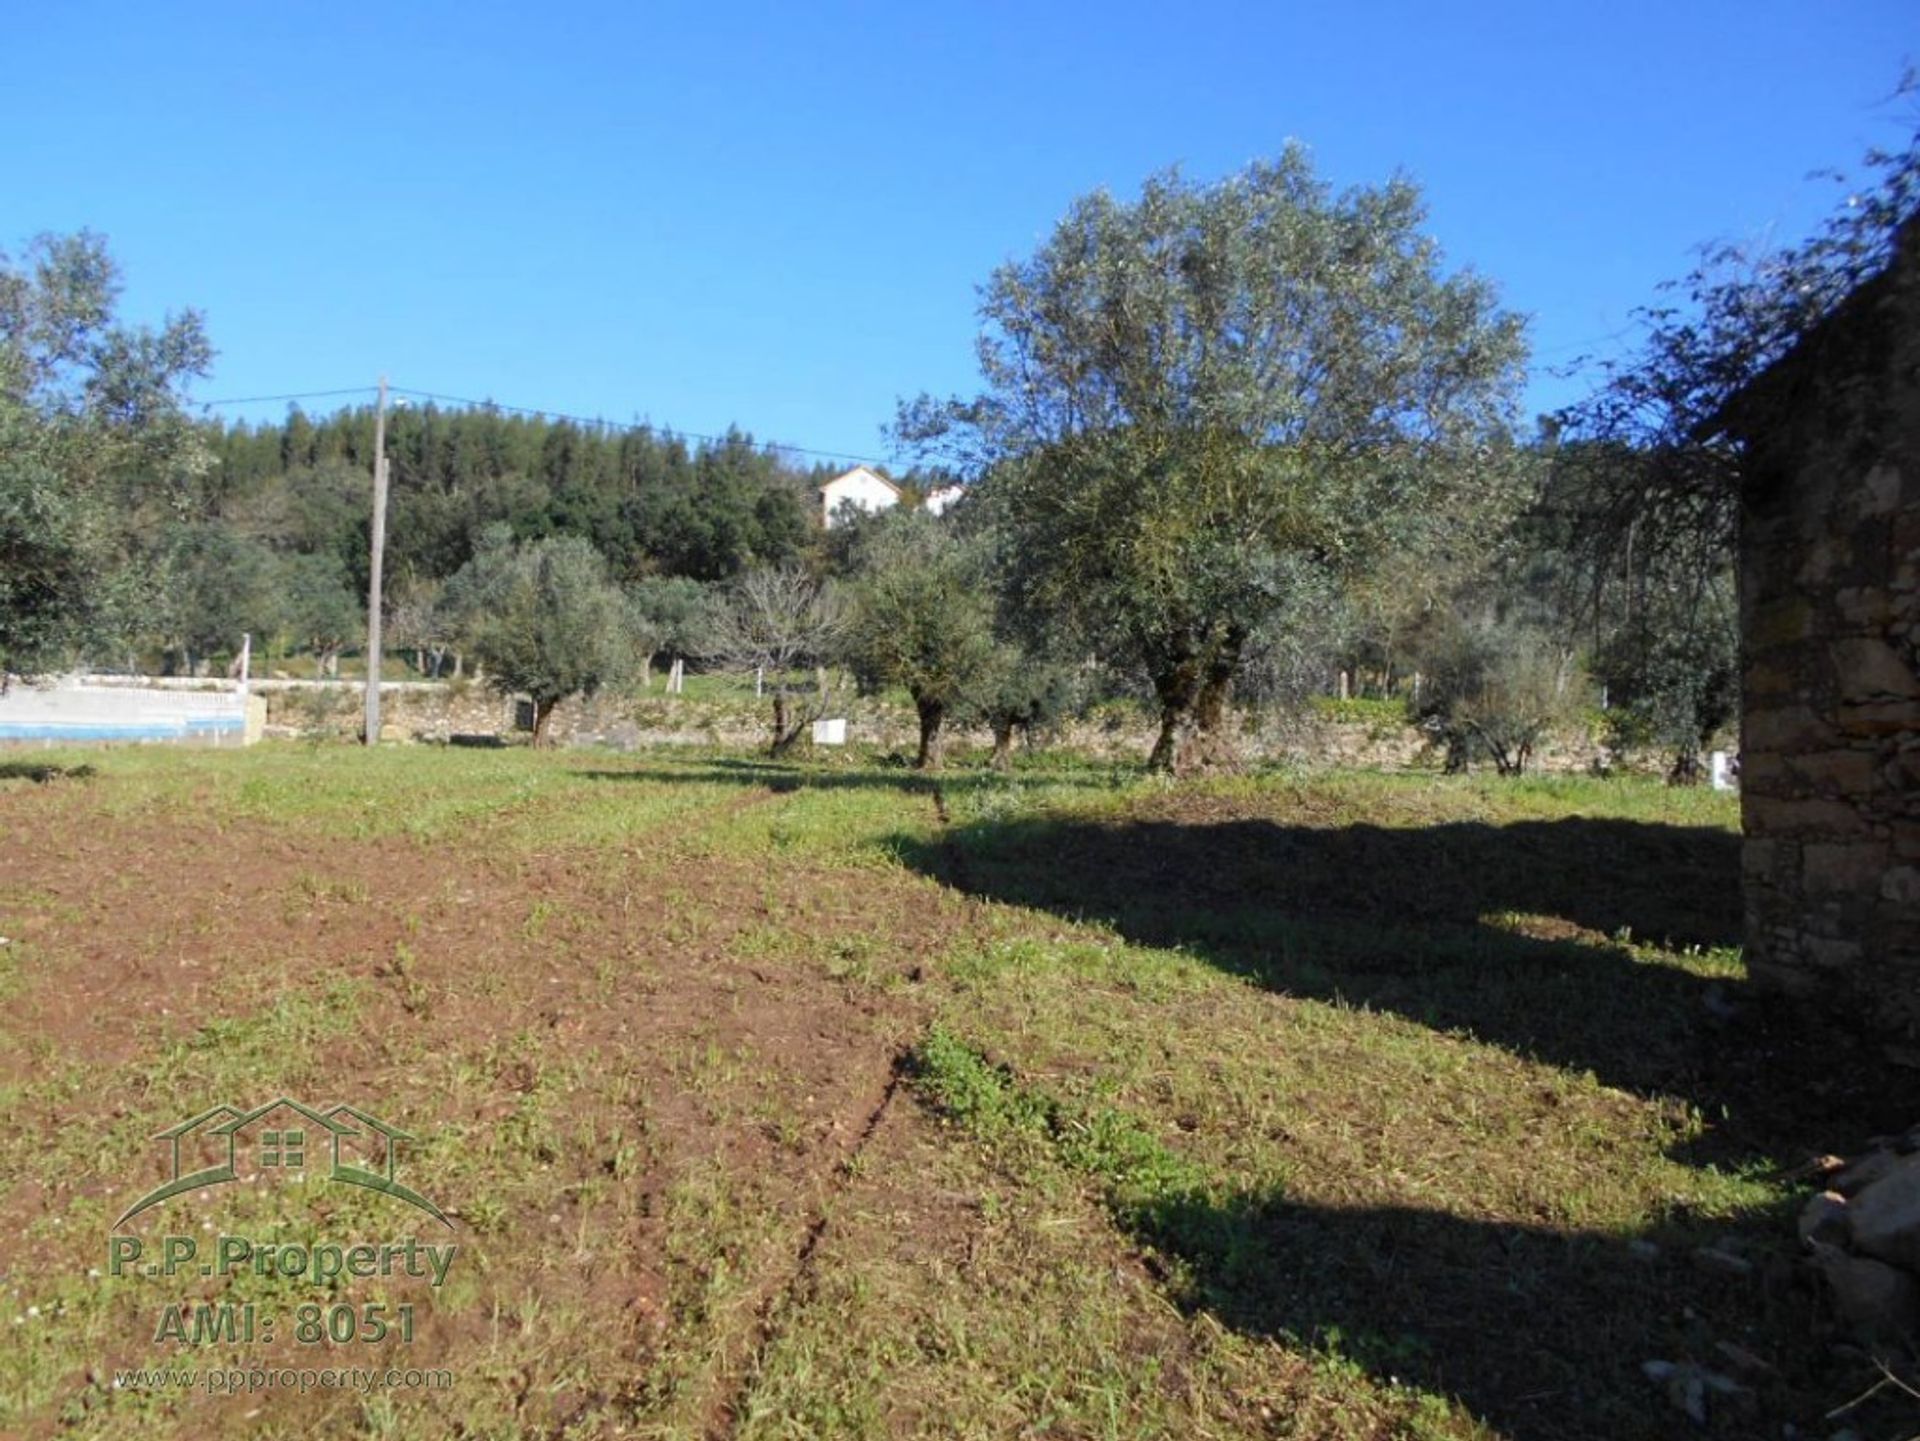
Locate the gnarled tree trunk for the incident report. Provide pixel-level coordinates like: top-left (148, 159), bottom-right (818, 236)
top-left (1147, 650), bottom-right (1202, 774)
top-left (1191, 625), bottom-right (1245, 734)
top-left (989, 718), bottom-right (1016, 771)
top-left (914, 695), bottom-right (945, 771)
top-left (1176, 623), bottom-right (1248, 775)
top-left (769, 687), bottom-right (793, 756)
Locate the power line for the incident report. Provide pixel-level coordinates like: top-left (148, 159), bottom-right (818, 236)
top-left (195, 386), bottom-right (378, 408)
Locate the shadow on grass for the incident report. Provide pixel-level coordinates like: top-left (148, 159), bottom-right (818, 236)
top-left (572, 754), bottom-right (1143, 802)
top-left (908, 1017), bottom-right (1918, 1441)
top-left (1129, 1185), bottom-right (1831, 1441)
top-left (574, 756), bottom-right (929, 796)
top-left (890, 811), bottom-right (1903, 1157)
top-left (0, 759), bottom-right (97, 783)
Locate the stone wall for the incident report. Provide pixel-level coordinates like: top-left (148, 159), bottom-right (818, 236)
top-left (1734, 222), bottom-right (1920, 1062)
top-left (254, 680), bottom-right (926, 752)
top-left (254, 677), bottom-right (1635, 774)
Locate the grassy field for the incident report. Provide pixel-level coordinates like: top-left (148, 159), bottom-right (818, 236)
top-left (0, 744), bottom-right (1905, 1440)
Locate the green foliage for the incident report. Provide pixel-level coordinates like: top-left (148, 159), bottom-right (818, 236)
top-left (385, 574), bottom-right (455, 676)
top-left (457, 535), bottom-right (632, 742)
top-left (1554, 96), bottom-right (1917, 604)
top-left (908, 1026), bottom-right (1208, 1210)
top-left (158, 523), bottom-right (281, 672)
top-left (1594, 569), bottom-right (1739, 780)
top-left (0, 408), bottom-right (99, 678)
top-left (844, 512), bottom-right (996, 768)
top-left (202, 408), bottom-right (815, 594)
top-left (274, 551), bottom-right (363, 672)
top-left (626, 574), bottom-right (718, 669)
top-left (0, 231), bottom-right (212, 677)
top-left (908, 1025), bottom-right (1052, 1136)
top-left (1308, 695), bottom-right (1408, 728)
top-left (1417, 619), bottom-right (1590, 776)
top-left (631, 428), bottom-right (812, 581)
top-left (905, 149), bottom-right (1529, 770)
top-left (963, 644), bottom-right (1085, 769)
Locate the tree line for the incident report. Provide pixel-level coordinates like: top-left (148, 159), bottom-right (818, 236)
top-left (8, 119), bottom-right (1909, 773)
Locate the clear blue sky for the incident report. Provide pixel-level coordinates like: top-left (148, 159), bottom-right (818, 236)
top-left (7, 2), bottom-right (1913, 464)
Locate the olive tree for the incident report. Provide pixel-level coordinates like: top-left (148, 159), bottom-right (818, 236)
top-left (1418, 617), bottom-right (1589, 776)
top-left (157, 523), bottom-right (281, 676)
top-left (843, 512), bottom-right (996, 770)
top-left (1549, 112), bottom-right (1918, 783)
top-left (626, 575), bottom-right (715, 687)
top-left (0, 231), bottom-right (212, 680)
top-left (457, 535), bottom-right (631, 745)
top-left (898, 148), bottom-right (1528, 771)
top-left (276, 552), bottom-right (363, 679)
top-left (963, 643), bottom-right (1082, 771)
top-left (1554, 109), bottom-right (1918, 574)
top-left (387, 575), bottom-right (458, 678)
top-left (1593, 566), bottom-right (1739, 783)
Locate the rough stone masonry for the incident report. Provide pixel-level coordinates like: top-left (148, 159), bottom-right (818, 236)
top-left (1732, 218), bottom-right (1920, 1064)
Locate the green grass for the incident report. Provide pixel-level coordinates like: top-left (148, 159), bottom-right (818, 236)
top-left (0, 742), bottom-right (1903, 1440)
top-left (1307, 694), bottom-right (1411, 729)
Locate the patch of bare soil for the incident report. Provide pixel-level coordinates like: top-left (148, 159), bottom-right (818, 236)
top-left (0, 777), bottom-right (978, 1438)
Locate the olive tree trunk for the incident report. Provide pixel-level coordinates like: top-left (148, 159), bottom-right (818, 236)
top-left (531, 696), bottom-right (558, 748)
top-left (914, 695), bottom-right (946, 771)
top-left (989, 718), bottom-right (1016, 771)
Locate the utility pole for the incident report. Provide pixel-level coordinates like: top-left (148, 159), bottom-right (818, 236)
top-left (363, 376), bottom-right (390, 745)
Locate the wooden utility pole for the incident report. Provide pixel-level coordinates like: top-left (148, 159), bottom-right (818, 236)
top-left (363, 376), bottom-right (390, 745)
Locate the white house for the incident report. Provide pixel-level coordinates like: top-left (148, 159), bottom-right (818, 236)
top-left (923, 483), bottom-right (965, 517)
top-left (818, 466), bottom-right (902, 528)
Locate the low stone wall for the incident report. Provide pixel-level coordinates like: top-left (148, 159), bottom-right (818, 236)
top-left (252, 680), bottom-right (924, 752)
top-left (250, 678), bottom-right (1635, 775)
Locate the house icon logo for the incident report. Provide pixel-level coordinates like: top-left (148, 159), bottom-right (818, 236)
top-left (115, 1098), bottom-right (451, 1229)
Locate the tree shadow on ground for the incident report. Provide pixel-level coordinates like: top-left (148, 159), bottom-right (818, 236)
top-left (0, 760), bottom-right (96, 783)
top-left (574, 757), bottom-right (933, 796)
top-left (891, 806), bottom-right (1918, 1437)
top-left (1124, 1183), bottom-right (1910, 1441)
top-left (572, 755), bottom-right (1138, 802)
top-left (890, 812), bottom-right (1906, 1159)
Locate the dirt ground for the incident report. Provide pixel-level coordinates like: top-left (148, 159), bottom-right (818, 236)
top-left (0, 747), bottom-right (1911, 1440)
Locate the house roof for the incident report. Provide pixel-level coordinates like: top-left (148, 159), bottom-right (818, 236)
top-left (817, 465), bottom-right (901, 497)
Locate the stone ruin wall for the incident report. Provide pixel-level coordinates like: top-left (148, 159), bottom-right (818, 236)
top-left (1737, 225), bottom-right (1920, 1062)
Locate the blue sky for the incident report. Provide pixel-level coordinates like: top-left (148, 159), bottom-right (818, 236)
top-left (7, 2), bottom-right (1913, 464)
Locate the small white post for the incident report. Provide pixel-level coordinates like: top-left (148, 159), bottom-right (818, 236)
top-left (1710, 750), bottom-right (1736, 792)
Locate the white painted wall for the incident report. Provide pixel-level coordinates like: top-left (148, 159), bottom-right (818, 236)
top-left (0, 678), bottom-right (259, 746)
top-left (923, 484), bottom-right (965, 517)
top-left (820, 467), bottom-right (900, 528)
